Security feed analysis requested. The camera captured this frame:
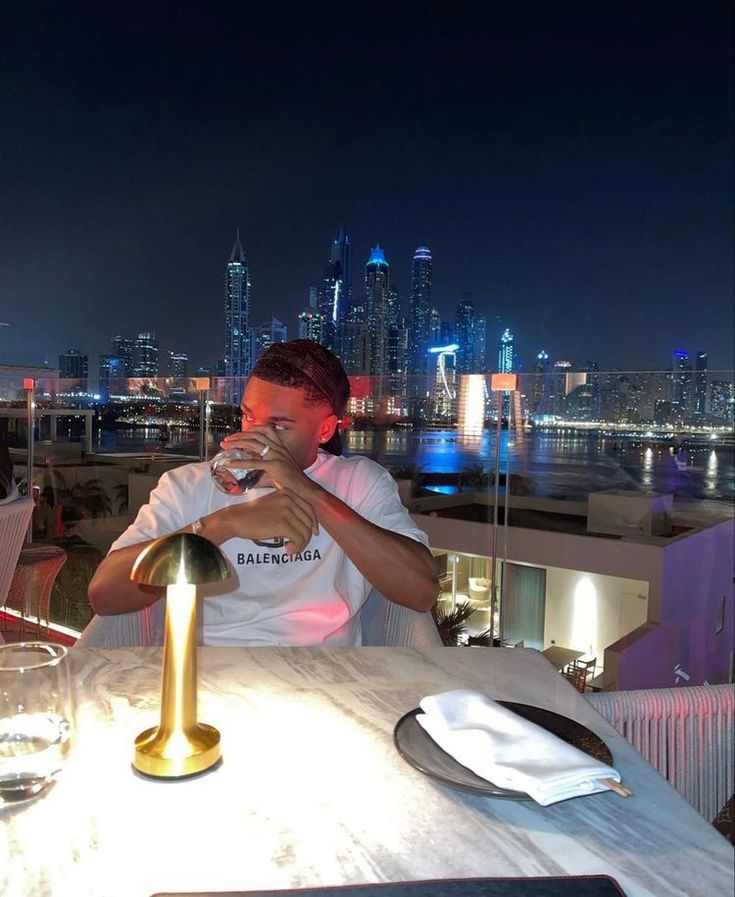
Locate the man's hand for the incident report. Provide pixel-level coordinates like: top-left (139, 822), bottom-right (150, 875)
top-left (213, 488), bottom-right (318, 554)
top-left (219, 426), bottom-right (316, 495)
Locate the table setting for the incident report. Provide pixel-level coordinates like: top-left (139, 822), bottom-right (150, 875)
top-left (2, 638), bottom-right (732, 897)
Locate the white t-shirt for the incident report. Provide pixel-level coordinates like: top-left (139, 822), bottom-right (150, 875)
top-left (110, 451), bottom-right (429, 646)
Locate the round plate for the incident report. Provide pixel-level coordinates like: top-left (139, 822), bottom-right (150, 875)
top-left (393, 701), bottom-right (613, 800)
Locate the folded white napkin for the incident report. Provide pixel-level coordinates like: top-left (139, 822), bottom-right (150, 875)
top-left (417, 689), bottom-right (621, 806)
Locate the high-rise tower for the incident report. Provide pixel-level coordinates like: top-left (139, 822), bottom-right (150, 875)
top-left (671, 349), bottom-right (691, 420)
top-left (408, 247), bottom-right (432, 381)
top-left (455, 293), bottom-right (474, 374)
top-left (132, 332), bottom-right (159, 377)
top-left (225, 230), bottom-right (251, 402)
top-left (694, 351), bottom-right (708, 417)
top-left (498, 328), bottom-right (515, 374)
top-left (365, 244), bottom-right (391, 378)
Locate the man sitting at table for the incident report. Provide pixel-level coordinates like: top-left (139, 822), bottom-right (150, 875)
top-left (88, 339), bottom-right (438, 645)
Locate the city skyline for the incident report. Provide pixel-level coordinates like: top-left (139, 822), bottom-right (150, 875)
top-left (1, 4), bottom-right (733, 372)
top-left (6, 224), bottom-right (734, 380)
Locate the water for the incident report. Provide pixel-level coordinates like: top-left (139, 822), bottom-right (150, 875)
top-left (0, 713), bottom-right (72, 804)
top-left (210, 448), bottom-right (265, 495)
top-left (96, 426), bottom-right (735, 503)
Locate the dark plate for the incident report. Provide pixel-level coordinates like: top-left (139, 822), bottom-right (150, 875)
top-left (393, 701), bottom-right (613, 800)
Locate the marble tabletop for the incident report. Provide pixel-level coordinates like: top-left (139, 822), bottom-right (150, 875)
top-left (1, 646), bottom-right (732, 897)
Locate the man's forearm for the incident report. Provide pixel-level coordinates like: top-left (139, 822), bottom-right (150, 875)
top-left (88, 541), bottom-right (165, 615)
top-left (309, 488), bottom-right (438, 612)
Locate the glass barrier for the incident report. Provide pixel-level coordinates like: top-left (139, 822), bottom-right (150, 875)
top-left (1, 368), bottom-right (732, 636)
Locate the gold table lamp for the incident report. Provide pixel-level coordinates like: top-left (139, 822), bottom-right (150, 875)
top-left (130, 532), bottom-right (229, 778)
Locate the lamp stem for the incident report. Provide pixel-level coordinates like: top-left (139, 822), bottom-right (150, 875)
top-left (160, 583), bottom-right (198, 735)
top-left (133, 581), bottom-right (220, 778)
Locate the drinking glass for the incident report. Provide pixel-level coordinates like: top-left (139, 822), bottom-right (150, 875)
top-left (0, 642), bottom-right (74, 806)
top-left (210, 447), bottom-right (264, 495)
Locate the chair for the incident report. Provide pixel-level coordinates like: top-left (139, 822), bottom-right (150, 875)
top-left (77, 588), bottom-right (442, 648)
top-left (0, 497), bottom-right (35, 642)
top-left (561, 656), bottom-right (596, 693)
top-left (4, 546), bottom-right (67, 639)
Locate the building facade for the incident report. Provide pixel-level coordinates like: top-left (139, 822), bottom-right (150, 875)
top-left (224, 230), bottom-right (251, 401)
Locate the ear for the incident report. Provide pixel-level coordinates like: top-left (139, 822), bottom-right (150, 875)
top-left (318, 413), bottom-right (339, 445)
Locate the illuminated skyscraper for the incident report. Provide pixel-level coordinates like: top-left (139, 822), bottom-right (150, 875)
top-left (316, 225), bottom-right (351, 356)
top-left (530, 350), bottom-right (552, 415)
top-left (132, 332), bottom-right (159, 377)
top-left (498, 328), bottom-right (515, 373)
top-left (710, 380), bottom-right (734, 423)
top-left (472, 311), bottom-right (487, 373)
top-left (428, 343), bottom-right (458, 418)
top-left (694, 351), bottom-right (708, 416)
top-left (225, 230), bottom-right (250, 401)
top-left (455, 294), bottom-right (474, 374)
top-left (168, 351), bottom-right (188, 378)
top-left (671, 349), bottom-right (691, 419)
top-left (298, 288), bottom-right (324, 342)
top-left (110, 336), bottom-right (135, 377)
top-left (408, 246), bottom-right (432, 380)
top-left (365, 244), bottom-right (391, 378)
top-left (98, 354), bottom-right (125, 397)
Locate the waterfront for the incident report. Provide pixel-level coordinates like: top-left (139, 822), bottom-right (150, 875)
top-left (96, 426), bottom-right (735, 504)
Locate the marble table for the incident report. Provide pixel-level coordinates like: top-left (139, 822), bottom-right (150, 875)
top-left (1, 647), bottom-right (732, 897)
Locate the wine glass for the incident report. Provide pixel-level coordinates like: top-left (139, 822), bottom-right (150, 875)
top-left (210, 447), bottom-right (264, 495)
top-left (0, 642), bottom-right (74, 806)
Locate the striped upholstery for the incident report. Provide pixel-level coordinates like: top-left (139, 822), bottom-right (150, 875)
top-left (587, 685), bottom-right (735, 823)
top-left (0, 497), bottom-right (34, 625)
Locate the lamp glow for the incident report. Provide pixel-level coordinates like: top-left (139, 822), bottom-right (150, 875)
top-left (130, 532), bottom-right (229, 778)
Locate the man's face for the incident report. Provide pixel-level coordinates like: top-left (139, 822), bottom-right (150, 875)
top-left (240, 376), bottom-right (337, 469)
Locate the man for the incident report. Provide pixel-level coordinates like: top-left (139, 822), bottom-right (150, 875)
top-left (89, 340), bottom-right (438, 645)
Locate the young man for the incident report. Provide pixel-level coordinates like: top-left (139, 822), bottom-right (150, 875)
top-left (88, 340), bottom-right (438, 645)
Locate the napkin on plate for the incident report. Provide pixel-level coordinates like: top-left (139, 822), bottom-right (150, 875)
top-left (416, 688), bottom-right (621, 806)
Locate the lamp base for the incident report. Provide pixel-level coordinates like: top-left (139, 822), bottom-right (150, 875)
top-left (133, 723), bottom-right (221, 778)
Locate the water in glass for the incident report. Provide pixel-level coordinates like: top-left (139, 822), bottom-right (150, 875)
top-left (210, 447), bottom-right (263, 495)
top-left (0, 643), bottom-right (74, 805)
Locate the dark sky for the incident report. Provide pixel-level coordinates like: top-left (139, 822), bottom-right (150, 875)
top-left (1, 1), bottom-right (733, 374)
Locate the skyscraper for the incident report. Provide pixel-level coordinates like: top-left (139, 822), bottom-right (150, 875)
top-left (329, 224), bottom-right (351, 311)
top-left (671, 349), bottom-right (691, 420)
top-left (168, 351), bottom-right (188, 378)
top-left (498, 328), bottom-right (515, 374)
top-left (98, 354), bottom-right (126, 397)
top-left (249, 316), bottom-right (287, 368)
top-left (530, 350), bottom-right (552, 416)
top-left (365, 244), bottom-right (391, 379)
top-left (710, 380), bottom-right (734, 423)
top-left (225, 230), bottom-right (251, 402)
top-left (455, 293), bottom-right (474, 374)
top-left (694, 351), bottom-right (708, 417)
top-left (408, 247), bottom-right (432, 381)
top-left (110, 336), bottom-right (135, 377)
top-left (472, 311), bottom-right (487, 373)
top-left (298, 288), bottom-right (324, 342)
top-left (58, 348), bottom-right (88, 381)
top-left (132, 332), bottom-right (159, 377)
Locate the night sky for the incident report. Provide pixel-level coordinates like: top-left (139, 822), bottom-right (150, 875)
top-left (1, 2), bottom-right (733, 374)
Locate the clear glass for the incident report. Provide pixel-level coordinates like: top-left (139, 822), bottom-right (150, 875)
top-left (0, 642), bottom-right (74, 805)
top-left (210, 447), bottom-right (263, 495)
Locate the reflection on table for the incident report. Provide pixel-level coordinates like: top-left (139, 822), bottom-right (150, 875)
top-left (2, 646), bottom-right (732, 897)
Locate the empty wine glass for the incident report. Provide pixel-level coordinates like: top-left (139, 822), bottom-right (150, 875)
top-left (0, 642), bottom-right (74, 806)
top-left (210, 447), bottom-right (264, 495)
